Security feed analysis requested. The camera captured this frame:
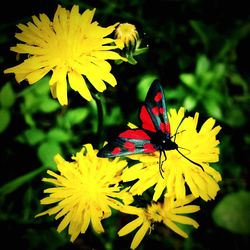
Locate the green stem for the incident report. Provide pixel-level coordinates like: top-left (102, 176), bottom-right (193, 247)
top-left (93, 93), bottom-right (104, 148)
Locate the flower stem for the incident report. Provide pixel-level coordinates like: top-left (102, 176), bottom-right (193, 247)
top-left (93, 93), bottom-right (104, 148)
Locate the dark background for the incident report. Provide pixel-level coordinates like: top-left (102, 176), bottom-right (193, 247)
top-left (0, 0), bottom-right (249, 249)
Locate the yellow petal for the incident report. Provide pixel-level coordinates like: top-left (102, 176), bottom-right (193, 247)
top-left (57, 210), bottom-right (72, 233)
top-left (81, 209), bottom-right (91, 233)
top-left (118, 217), bottom-right (143, 236)
top-left (80, 8), bottom-right (96, 26)
top-left (173, 205), bottom-right (200, 214)
top-left (131, 221), bottom-right (150, 250)
top-left (25, 67), bottom-right (50, 83)
top-left (50, 68), bottom-right (68, 105)
top-left (163, 218), bottom-right (188, 238)
top-left (168, 214), bottom-right (199, 228)
top-left (86, 73), bottom-right (106, 92)
top-left (90, 206), bottom-right (105, 233)
top-left (68, 71), bottom-right (92, 101)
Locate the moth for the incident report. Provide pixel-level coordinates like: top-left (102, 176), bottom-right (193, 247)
top-left (97, 80), bottom-right (202, 177)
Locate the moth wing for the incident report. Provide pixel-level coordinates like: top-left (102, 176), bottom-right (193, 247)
top-left (97, 129), bottom-right (157, 157)
top-left (139, 80), bottom-right (171, 138)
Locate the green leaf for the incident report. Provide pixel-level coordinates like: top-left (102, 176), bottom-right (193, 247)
top-left (39, 98), bottom-right (60, 113)
top-left (183, 96), bottom-right (197, 110)
top-left (33, 76), bottom-right (50, 95)
top-left (224, 106), bottom-right (246, 127)
top-left (137, 74), bottom-right (158, 101)
top-left (195, 55), bottom-right (210, 76)
top-left (24, 113), bottom-right (36, 127)
top-left (203, 98), bottom-right (222, 120)
top-left (0, 82), bottom-right (16, 108)
top-left (126, 54), bottom-right (137, 65)
top-left (64, 108), bottom-right (89, 128)
top-left (213, 63), bottom-right (226, 81)
top-left (134, 46), bottom-right (149, 56)
top-left (24, 128), bottom-right (45, 145)
top-left (0, 167), bottom-right (46, 197)
top-left (22, 92), bottom-right (39, 112)
top-left (229, 72), bottom-right (248, 91)
top-left (179, 73), bottom-right (197, 90)
top-left (47, 128), bottom-right (71, 142)
top-left (212, 191), bottom-right (250, 235)
top-left (244, 134), bottom-right (250, 145)
top-left (38, 141), bottom-right (62, 168)
top-left (189, 20), bottom-right (210, 49)
top-left (104, 106), bottom-right (123, 126)
top-left (201, 71), bottom-right (214, 85)
top-left (0, 108), bottom-right (11, 133)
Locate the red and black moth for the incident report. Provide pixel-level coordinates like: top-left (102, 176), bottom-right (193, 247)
top-left (97, 80), bottom-right (202, 177)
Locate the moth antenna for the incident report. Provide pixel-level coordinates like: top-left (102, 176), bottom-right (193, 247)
top-left (172, 116), bottom-right (186, 142)
top-left (176, 149), bottom-right (204, 171)
top-left (178, 146), bottom-right (191, 153)
top-left (171, 129), bottom-right (186, 142)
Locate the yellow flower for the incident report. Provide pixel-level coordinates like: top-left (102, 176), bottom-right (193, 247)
top-left (115, 23), bottom-right (139, 50)
top-left (114, 22), bottom-right (148, 65)
top-left (118, 195), bottom-right (200, 249)
top-left (4, 5), bottom-right (125, 105)
top-left (35, 144), bottom-right (133, 242)
top-left (122, 107), bottom-right (222, 203)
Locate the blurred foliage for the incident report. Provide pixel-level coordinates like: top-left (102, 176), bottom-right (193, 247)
top-left (0, 0), bottom-right (249, 249)
top-left (212, 191), bottom-right (250, 235)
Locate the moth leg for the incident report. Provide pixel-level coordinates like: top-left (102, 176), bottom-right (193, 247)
top-left (159, 150), bottom-right (167, 178)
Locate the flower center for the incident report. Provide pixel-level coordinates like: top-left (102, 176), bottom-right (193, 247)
top-left (146, 203), bottom-right (162, 223)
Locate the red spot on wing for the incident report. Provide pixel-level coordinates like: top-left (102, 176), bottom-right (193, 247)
top-left (160, 122), bottom-right (171, 134)
top-left (152, 106), bottom-right (159, 115)
top-left (124, 141), bottom-right (135, 152)
top-left (119, 129), bottom-right (151, 140)
top-left (159, 107), bottom-right (164, 114)
top-left (140, 106), bottom-right (156, 132)
top-left (143, 143), bottom-right (156, 153)
top-left (151, 106), bottom-right (165, 116)
top-left (165, 122), bottom-right (170, 134)
top-left (154, 92), bottom-right (162, 102)
top-left (112, 147), bottom-right (121, 155)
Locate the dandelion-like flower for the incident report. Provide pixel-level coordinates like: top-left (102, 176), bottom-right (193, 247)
top-left (35, 144), bottom-right (133, 242)
top-left (4, 5), bottom-right (126, 105)
top-left (114, 23), bottom-right (148, 65)
top-left (118, 195), bottom-right (200, 249)
top-left (115, 23), bottom-right (139, 50)
top-left (122, 107), bottom-right (222, 203)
